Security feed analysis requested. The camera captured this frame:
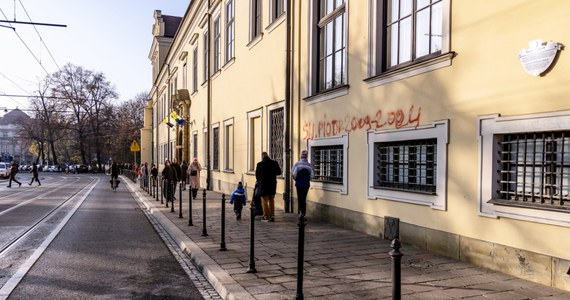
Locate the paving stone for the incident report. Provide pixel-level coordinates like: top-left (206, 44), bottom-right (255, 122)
top-left (130, 185), bottom-right (570, 300)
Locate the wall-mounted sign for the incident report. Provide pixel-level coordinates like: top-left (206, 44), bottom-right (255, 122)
top-left (519, 39), bottom-right (563, 76)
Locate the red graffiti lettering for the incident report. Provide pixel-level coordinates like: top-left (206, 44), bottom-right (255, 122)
top-left (302, 105), bottom-right (422, 140)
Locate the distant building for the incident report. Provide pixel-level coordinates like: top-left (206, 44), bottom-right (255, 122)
top-left (0, 108), bottom-right (32, 163)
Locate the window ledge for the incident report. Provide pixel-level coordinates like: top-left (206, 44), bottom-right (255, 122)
top-left (365, 52), bottom-right (456, 88)
top-left (222, 57), bottom-right (235, 70)
top-left (266, 13), bottom-right (286, 33)
top-left (247, 33), bottom-right (264, 49)
top-left (304, 85), bottom-right (349, 105)
top-left (488, 198), bottom-right (570, 213)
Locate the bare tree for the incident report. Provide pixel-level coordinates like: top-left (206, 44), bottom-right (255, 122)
top-left (49, 63), bottom-right (117, 167)
top-left (108, 92), bottom-right (147, 163)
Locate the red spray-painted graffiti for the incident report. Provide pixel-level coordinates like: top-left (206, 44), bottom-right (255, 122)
top-left (303, 105), bottom-right (421, 140)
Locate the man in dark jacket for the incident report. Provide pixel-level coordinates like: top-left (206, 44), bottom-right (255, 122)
top-left (7, 162), bottom-right (21, 188)
top-left (162, 160), bottom-right (178, 203)
top-left (29, 162), bottom-right (41, 186)
top-left (171, 158), bottom-right (182, 198)
top-left (255, 152), bottom-right (282, 222)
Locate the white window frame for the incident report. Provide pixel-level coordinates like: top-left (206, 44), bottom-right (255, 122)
top-left (367, 120), bottom-right (448, 210)
top-left (213, 13), bottom-right (221, 73)
top-left (202, 127), bottom-right (208, 169)
top-left (478, 111), bottom-right (570, 227)
top-left (225, 0), bottom-right (235, 63)
top-left (212, 123), bottom-right (220, 171)
top-left (202, 30), bottom-right (209, 84)
top-left (223, 118), bottom-right (234, 172)
top-left (269, 0), bottom-right (286, 25)
top-left (308, 134), bottom-right (349, 194)
top-left (247, 108), bottom-right (263, 172)
top-left (366, 0), bottom-right (452, 88)
top-left (192, 130), bottom-right (199, 160)
top-left (249, 0), bottom-right (263, 41)
top-left (305, 0), bottom-right (349, 103)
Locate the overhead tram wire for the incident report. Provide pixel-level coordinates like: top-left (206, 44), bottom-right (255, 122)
top-left (0, 8), bottom-right (55, 76)
top-left (17, 0), bottom-right (61, 71)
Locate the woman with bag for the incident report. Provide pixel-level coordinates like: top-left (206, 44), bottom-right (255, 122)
top-left (187, 158), bottom-right (202, 199)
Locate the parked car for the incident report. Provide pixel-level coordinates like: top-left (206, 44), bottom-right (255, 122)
top-left (0, 162), bottom-right (10, 179)
top-left (76, 165), bottom-right (88, 173)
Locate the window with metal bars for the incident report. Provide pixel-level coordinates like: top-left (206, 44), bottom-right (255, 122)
top-left (374, 138), bottom-right (437, 193)
top-left (269, 108), bottom-right (284, 171)
top-left (213, 127), bottom-right (219, 170)
top-left (312, 145), bottom-right (343, 183)
top-left (493, 131), bottom-right (570, 211)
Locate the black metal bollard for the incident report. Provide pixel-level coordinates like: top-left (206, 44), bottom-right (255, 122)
top-left (155, 177), bottom-right (159, 201)
top-left (390, 238), bottom-right (403, 300)
top-left (165, 181), bottom-right (169, 208)
top-left (295, 214), bottom-right (307, 300)
top-left (150, 177), bottom-right (153, 197)
top-left (246, 198), bottom-right (257, 273)
top-left (188, 187), bottom-right (193, 226)
top-left (160, 179), bottom-right (164, 204)
top-left (170, 181), bottom-right (175, 212)
top-left (201, 189), bottom-right (208, 236)
top-left (220, 194), bottom-right (227, 251)
top-left (179, 182), bottom-right (183, 218)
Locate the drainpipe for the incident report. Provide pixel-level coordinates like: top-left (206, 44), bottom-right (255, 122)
top-left (206, 1), bottom-right (212, 190)
top-left (283, 0), bottom-right (293, 213)
top-left (166, 62), bottom-right (172, 162)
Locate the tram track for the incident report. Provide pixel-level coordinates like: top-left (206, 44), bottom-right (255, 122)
top-left (0, 178), bottom-right (98, 258)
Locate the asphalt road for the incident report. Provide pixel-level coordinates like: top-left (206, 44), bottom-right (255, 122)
top-left (0, 173), bottom-right (204, 299)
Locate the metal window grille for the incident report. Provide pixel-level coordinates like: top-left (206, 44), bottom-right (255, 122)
top-left (375, 139), bottom-right (437, 193)
top-left (213, 127), bottom-right (219, 170)
top-left (312, 145), bottom-right (343, 183)
top-left (497, 131), bottom-right (570, 211)
top-left (269, 108), bottom-right (284, 171)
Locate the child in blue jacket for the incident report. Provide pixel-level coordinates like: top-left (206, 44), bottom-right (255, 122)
top-left (230, 182), bottom-right (247, 220)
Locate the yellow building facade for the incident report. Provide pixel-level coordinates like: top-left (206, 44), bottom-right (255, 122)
top-left (143, 0), bottom-right (570, 291)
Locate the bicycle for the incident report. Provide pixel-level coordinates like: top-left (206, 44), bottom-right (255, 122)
top-left (110, 177), bottom-right (119, 191)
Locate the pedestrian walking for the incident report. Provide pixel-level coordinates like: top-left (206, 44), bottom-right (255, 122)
top-left (110, 161), bottom-right (120, 189)
top-left (180, 160), bottom-right (188, 190)
top-left (291, 150), bottom-right (314, 216)
top-left (171, 158), bottom-right (181, 199)
top-left (229, 182), bottom-right (247, 220)
top-left (162, 160), bottom-right (178, 202)
top-left (142, 162), bottom-right (149, 188)
top-left (151, 163), bottom-right (158, 187)
top-left (7, 161), bottom-right (21, 188)
top-left (29, 162), bottom-right (41, 186)
top-left (187, 158), bottom-right (202, 199)
top-left (255, 152), bottom-right (282, 222)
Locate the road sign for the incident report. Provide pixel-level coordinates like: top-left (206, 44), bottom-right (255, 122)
top-left (130, 140), bottom-right (140, 152)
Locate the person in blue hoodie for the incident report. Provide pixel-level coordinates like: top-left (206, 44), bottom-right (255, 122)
top-left (291, 150), bottom-right (314, 216)
top-left (230, 182), bottom-right (247, 220)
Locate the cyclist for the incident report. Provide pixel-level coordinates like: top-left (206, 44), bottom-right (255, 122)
top-left (110, 161), bottom-right (119, 190)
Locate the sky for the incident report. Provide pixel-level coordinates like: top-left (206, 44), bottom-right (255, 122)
top-left (0, 0), bottom-right (188, 113)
